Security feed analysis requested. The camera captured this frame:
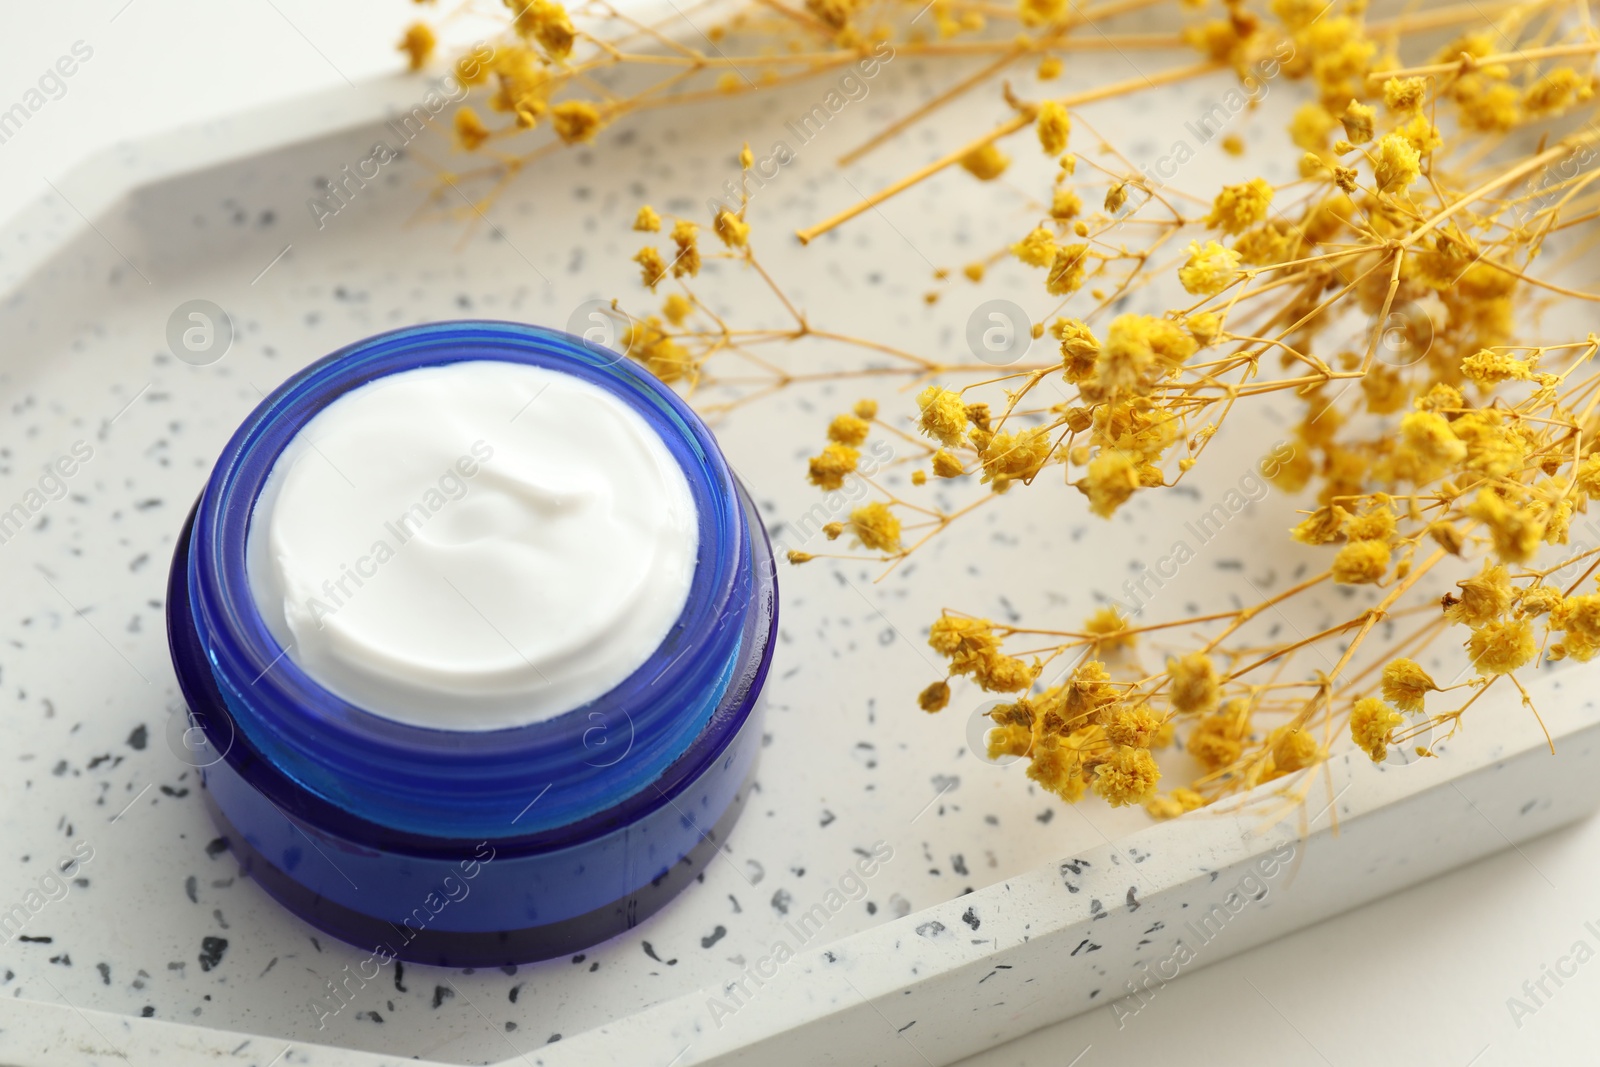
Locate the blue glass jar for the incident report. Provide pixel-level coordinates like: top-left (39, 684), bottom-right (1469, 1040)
top-left (166, 321), bottom-right (776, 967)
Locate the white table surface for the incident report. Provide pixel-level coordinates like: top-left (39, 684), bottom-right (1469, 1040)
top-left (4, 3), bottom-right (1600, 1065)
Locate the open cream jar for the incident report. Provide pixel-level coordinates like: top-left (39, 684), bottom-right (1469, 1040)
top-left (247, 359), bottom-right (701, 730)
top-left (167, 321), bottom-right (775, 967)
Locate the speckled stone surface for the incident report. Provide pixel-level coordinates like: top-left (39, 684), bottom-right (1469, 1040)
top-left (1, 40), bottom-right (1599, 1067)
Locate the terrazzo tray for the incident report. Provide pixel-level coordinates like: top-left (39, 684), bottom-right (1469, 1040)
top-left (3, 22), bottom-right (1600, 1067)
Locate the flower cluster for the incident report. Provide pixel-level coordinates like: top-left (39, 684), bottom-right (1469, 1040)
top-left (979, 657), bottom-right (1167, 808)
top-left (411, 0), bottom-right (1600, 818)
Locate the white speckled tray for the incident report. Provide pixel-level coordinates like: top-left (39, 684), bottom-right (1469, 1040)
top-left (2, 34), bottom-right (1599, 1067)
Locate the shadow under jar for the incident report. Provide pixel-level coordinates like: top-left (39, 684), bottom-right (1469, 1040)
top-left (166, 321), bottom-right (776, 967)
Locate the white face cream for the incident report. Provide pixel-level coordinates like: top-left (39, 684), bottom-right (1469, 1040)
top-left (245, 360), bottom-right (699, 731)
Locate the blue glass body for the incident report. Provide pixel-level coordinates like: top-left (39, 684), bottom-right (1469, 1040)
top-left (165, 321), bottom-right (776, 966)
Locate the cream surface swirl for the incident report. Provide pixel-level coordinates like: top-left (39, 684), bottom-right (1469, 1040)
top-left (245, 359), bottom-right (698, 730)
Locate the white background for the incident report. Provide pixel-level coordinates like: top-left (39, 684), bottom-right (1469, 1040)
top-left (4, 3), bottom-right (1600, 1064)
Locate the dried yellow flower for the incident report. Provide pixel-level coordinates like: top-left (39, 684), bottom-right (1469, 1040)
top-left (1372, 133), bottom-right (1421, 193)
top-left (1461, 349), bottom-right (1533, 385)
top-left (1383, 76), bottom-right (1426, 112)
top-left (1205, 177), bottom-right (1274, 235)
top-left (1145, 794), bottom-right (1186, 820)
top-left (931, 449), bottom-right (966, 478)
top-left (1267, 445), bottom-right (1313, 493)
top-left (987, 722), bottom-right (1033, 760)
top-left (918, 680), bottom-right (951, 713)
top-left (1270, 727), bottom-right (1322, 774)
top-left (807, 443), bottom-right (860, 490)
top-left (551, 100), bottom-right (603, 144)
top-left (1167, 652), bottom-right (1221, 715)
top-left (1147, 787), bottom-right (1206, 818)
top-left (1576, 454), bottom-right (1600, 499)
top-left (1380, 658), bottom-right (1437, 713)
top-left (1186, 312), bottom-right (1222, 345)
top-left (1232, 221), bottom-right (1297, 266)
top-left (1027, 733), bottom-right (1088, 800)
top-left (1096, 314), bottom-right (1196, 392)
top-left (849, 501), bottom-right (902, 552)
top-left (1551, 594), bottom-right (1600, 661)
top-left (1397, 112), bottom-right (1441, 155)
top-left (713, 209), bottom-right (751, 249)
top-left (1331, 540), bottom-right (1390, 584)
top-left (1190, 10), bottom-right (1262, 59)
top-left (633, 205), bottom-right (662, 232)
top-left (510, 0), bottom-right (577, 60)
top-left (1520, 585), bottom-right (1563, 616)
top-left (980, 427), bottom-right (1053, 483)
top-left (624, 317), bottom-right (694, 383)
top-left (1019, 0), bottom-right (1068, 27)
top-left (966, 401), bottom-right (993, 433)
top-left (454, 48), bottom-right (494, 88)
top-left (1037, 99), bottom-right (1071, 155)
top-left (398, 22), bottom-right (437, 70)
top-left (828, 413), bottom-right (870, 447)
top-left (1414, 382), bottom-right (1463, 414)
top-left (1346, 505), bottom-right (1396, 542)
top-left (917, 386), bottom-right (968, 446)
top-left (670, 219), bottom-right (701, 277)
top-left (1050, 187), bottom-right (1082, 220)
top-left (1524, 68), bottom-right (1593, 115)
top-left (960, 143), bottom-right (1010, 180)
top-left (1187, 710), bottom-right (1243, 769)
top-left (1446, 563), bottom-right (1514, 627)
top-left (1063, 659), bottom-right (1117, 721)
top-left (1466, 617), bottom-right (1536, 674)
top-left (1457, 76), bottom-right (1521, 132)
top-left (454, 106), bottom-right (492, 150)
top-left (633, 246), bottom-right (668, 290)
top-left (1084, 605), bottom-right (1135, 652)
top-left (1093, 747), bottom-right (1161, 807)
top-left (661, 292), bottom-right (693, 325)
top-left (1102, 704), bottom-right (1165, 748)
top-left (1082, 450), bottom-right (1140, 517)
top-left (1340, 99), bottom-right (1375, 144)
top-left (1289, 102), bottom-right (1337, 151)
top-left (932, 616), bottom-right (1002, 674)
top-left (1363, 368), bottom-right (1410, 417)
top-left (1046, 244), bottom-right (1091, 296)
top-left (806, 0), bottom-right (859, 28)
top-left (1291, 504), bottom-right (1348, 545)
top-left (1350, 696), bottom-right (1403, 762)
top-left (976, 652), bottom-right (1035, 692)
top-left (1054, 318), bottom-right (1099, 382)
top-left (1011, 226), bottom-right (1058, 268)
top-left (1400, 411), bottom-right (1467, 467)
top-left (1464, 489), bottom-right (1543, 564)
top-left (1178, 240), bottom-right (1242, 296)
